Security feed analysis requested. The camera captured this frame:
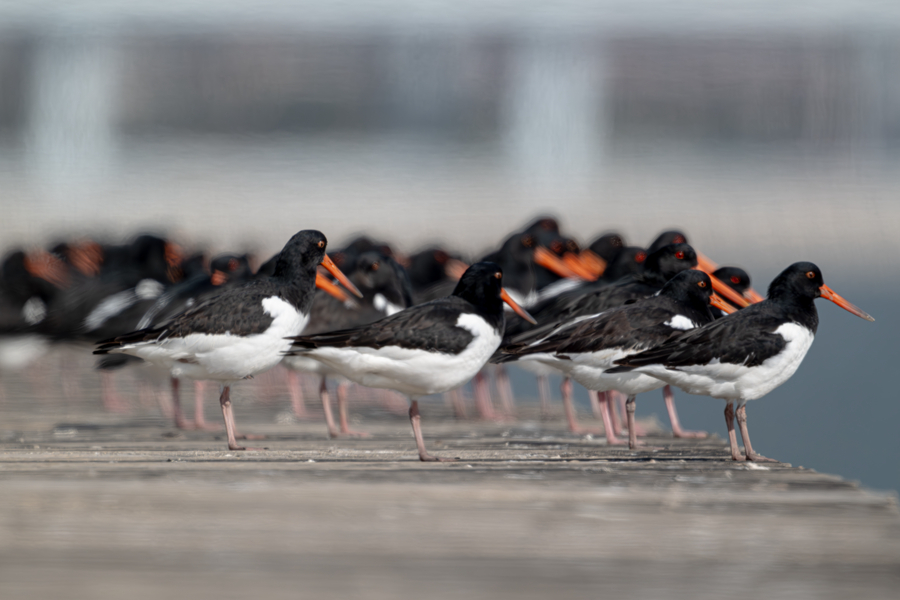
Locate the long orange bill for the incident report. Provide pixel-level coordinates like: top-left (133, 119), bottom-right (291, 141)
top-left (563, 252), bottom-right (598, 281)
top-left (709, 293), bottom-right (738, 315)
top-left (819, 284), bottom-right (875, 322)
top-left (211, 270), bottom-right (228, 286)
top-left (533, 246), bottom-right (579, 279)
top-left (501, 288), bottom-right (537, 325)
top-left (445, 258), bottom-right (470, 281)
top-left (320, 254), bottom-right (363, 298)
top-left (743, 288), bottom-right (766, 303)
top-left (697, 251), bottom-right (764, 304)
top-left (694, 267), bottom-right (751, 308)
top-left (315, 271), bottom-right (357, 305)
top-left (24, 251), bottom-right (70, 289)
top-left (579, 249), bottom-right (607, 279)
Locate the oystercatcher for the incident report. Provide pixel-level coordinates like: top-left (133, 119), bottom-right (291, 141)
top-left (497, 270), bottom-right (734, 447)
top-left (611, 262), bottom-right (874, 461)
top-left (94, 230), bottom-right (361, 451)
top-left (286, 261), bottom-right (536, 461)
top-left (283, 250), bottom-right (414, 437)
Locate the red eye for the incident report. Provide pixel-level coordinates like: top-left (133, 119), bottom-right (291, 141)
top-left (551, 241), bottom-right (562, 253)
top-left (675, 251), bottom-right (685, 260)
top-left (698, 281), bottom-right (707, 288)
top-left (371, 262), bottom-right (380, 271)
top-left (806, 271), bottom-right (815, 279)
top-left (494, 272), bottom-right (502, 280)
top-left (522, 236), bottom-right (533, 248)
top-left (317, 241), bottom-right (325, 249)
top-left (635, 252), bottom-right (646, 264)
top-left (730, 275), bottom-right (741, 285)
top-left (228, 259), bottom-right (239, 271)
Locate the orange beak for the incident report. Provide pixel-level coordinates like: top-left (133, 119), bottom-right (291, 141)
top-left (697, 251), bottom-right (764, 304)
top-left (315, 271), bottom-right (358, 306)
top-left (211, 270), bottom-right (228, 286)
top-left (320, 254), bottom-right (363, 298)
top-left (501, 288), bottom-right (537, 325)
top-left (744, 288), bottom-right (766, 303)
top-left (563, 252), bottom-right (598, 281)
top-left (533, 246), bottom-right (579, 279)
top-left (693, 267), bottom-right (751, 308)
top-left (445, 258), bottom-right (470, 281)
top-left (709, 293), bottom-right (738, 315)
top-left (579, 249), bottom-right (607, 279)
top-left (24, 251), bottom-right (70, 289)
top-left (819, 284), bottom-right (875, 322)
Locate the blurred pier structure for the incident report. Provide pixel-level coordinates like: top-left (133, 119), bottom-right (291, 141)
top-left (1, 2), bottom-right (900, 274)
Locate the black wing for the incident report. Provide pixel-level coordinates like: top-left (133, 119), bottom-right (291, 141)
top-left (613, 305), bottom-right (789, 370)
top-left (289, 296), bottom-right (482, 355)
top-left (94, 279), bottom-right (281, 353)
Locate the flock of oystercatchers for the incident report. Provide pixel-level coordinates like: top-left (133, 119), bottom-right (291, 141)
top-left (0, 217), bottom-right (873, 462)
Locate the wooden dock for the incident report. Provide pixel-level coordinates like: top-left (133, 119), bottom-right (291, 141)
top-left (0, 392), bottom-right (897, 600)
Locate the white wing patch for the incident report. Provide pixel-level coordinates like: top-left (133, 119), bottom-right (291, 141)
top-left (373, 293), bottom-right (404, 316)
top-left (664, 315), bottom-right (696, 331)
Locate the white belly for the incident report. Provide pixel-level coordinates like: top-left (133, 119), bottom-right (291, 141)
top-left (118, 296), bottom-right (307, 382)
top-left (637, 323), bottom-right (815, 401)
top-left (301, 313), bottom-right (501, 399)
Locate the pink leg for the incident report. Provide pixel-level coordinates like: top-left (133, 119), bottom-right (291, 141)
top-left (445, 388), bottom-right (468, 419)
top-left (472, 372), bottom-right (502, 421)
top-left (724, 402), bottom-right (745, 461)
top-left (319, 377), bottom-right (340, 438)
top-left (594, 391), bottom-right (626, 446)
top-left (662, 385), bottom-right (707, 438)
top-left (192, 380), bottom-right (219, 430)
top-left (625, 395), bottom-right (639, 449)
top-left (494, 366), bottom-right (516, 417)
top-left (337, 381), bottom-right (370, 437)
top-left (736, 404), bottom-right (777, 462)
top-left (590, 388), bottom-right (604, 420)
top-left (536, 375), bottom-right (552, 419)
top-left (218, 385), bottom-right (260, 451)
top-left (100, 371), bottom-right (130, 413)
top-left (613, 389), bottom-right (648, 436)
top-left (409, 400), bottom-right (455, 462)
top-left (561, 377), bottom-right (601, 435)
top-left (171, 377), bottom-right (193, 429)
top-left (285, 369), bottom-right (310, 419)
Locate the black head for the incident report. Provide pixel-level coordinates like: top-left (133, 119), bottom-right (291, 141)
top-left (407, 247), bottom-right (455, 289)
top-left (588, 233), bottom-right (626, 262)
top-left (648, 230), bottom-right (689, 255)
top-left (273, 230), bottom-right (328, 280)
top-left (603, 246), bottom-right (647, 281)
top-left (524, 216), bottom-right (560, 236)
top-left (355, 251), bottom-right (414, 308)
top-left (210, 254), bottom-right (253, 284)
top-left (659, 270), bottom-right (716, 315)
top-left (767, 262), bottom-right (824, 303)
top-left (452, 261), bottom-right (505, 316)
top-left (712, 266), bottom-right (751, 294)
top-left (643, 243), bottom-right (698, 283)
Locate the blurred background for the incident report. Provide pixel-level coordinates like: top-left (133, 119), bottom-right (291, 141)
top-left (0, 2), bottom-right (898, 491)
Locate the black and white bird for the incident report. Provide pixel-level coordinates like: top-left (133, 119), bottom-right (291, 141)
top-left (286, 261), bottom-right (536, 461)
top-left (497, 270), bottom-right (734, 448)
top-left (95, 230), bottom-right (361, 451)
top-left (610, 262), bottom-right (874, 461)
